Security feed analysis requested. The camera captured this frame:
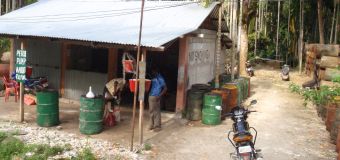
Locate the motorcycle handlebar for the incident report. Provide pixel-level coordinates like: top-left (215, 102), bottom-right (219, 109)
top-left (224, 110), bottom-right (257, 117)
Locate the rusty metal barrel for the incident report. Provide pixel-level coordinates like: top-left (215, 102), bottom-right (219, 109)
top-left (222, 83), bottom-right (238, 112)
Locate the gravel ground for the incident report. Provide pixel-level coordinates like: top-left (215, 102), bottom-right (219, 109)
top-left (0, 121), bottom-right (140, 160)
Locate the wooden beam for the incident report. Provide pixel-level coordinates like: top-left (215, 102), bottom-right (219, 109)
top-left (60, 43), bottom-right (68, 97)
top-left (107, 48), bottom-right (118, 81)
top-left (175, 36), bottom-right (189, 113)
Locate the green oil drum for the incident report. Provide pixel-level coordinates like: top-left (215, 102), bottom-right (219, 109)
top-left (202, 92), bottom-right (222, 125)
top-left (202, 108), bottom-right (221, 125)
top-left (234, 80), bottom-right (244, 105)
top-left (186, 89), bottom-right (205, 121)
top-left (36, 90), bottom-right (60, 127)
top-left (220, 73), bottom-right (232, 84)
top-left (203, 92), bottom-right (222, 110)
top-left (79, 96), bottom-right (104, 135)
top-left (238, 77), bottom-right (250, 98)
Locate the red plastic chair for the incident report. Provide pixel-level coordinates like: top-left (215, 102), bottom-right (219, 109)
top-left (2, 76), bottom-right (19, 102)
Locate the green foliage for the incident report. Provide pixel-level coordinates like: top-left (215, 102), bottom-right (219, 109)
top-left (0, 135), bottom-right (25, 160)
top-left (22, 144), bottom-right (64, 160)
top-left (0, 38), bottom-right (10, 53)
top-left (289, 83), bottom-right (340, 106)
top-left (0, 131), bottom-right (65, 160)
top-left (25, 0), bottom-right (38, 5)
top-left (144, 143), bottom-right (152, 151)
top-left (289, 83), bottom-right (301, 94)
top-left (72, 148), bottom-right (97, 160)
top-left (248, 32), bottom-right (276, 59)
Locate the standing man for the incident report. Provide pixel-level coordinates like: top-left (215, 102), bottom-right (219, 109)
top-left (149, 68), bottom-right (167, 132)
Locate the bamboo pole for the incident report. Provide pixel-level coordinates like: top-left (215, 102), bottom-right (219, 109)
top-left (275, 0), bottom-right (280, 60)
top-left (130, 0), bottom-right (145, 152)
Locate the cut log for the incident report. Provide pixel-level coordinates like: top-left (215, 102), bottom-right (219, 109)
top-left (319, 68), bottom-right (325, 80)
top-left (324, 68), bottom-right (340, 81)
top-left (320, 56), bottom-right (340, 69)
top-left (305, 44), bottom-right (340, 58)
top-left (321, 80), bottom-right (339, 87)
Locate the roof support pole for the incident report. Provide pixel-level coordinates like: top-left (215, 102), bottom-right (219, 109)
top-left (19, 39), bottom-right (26, 122)
top-left (138, 48), bottom-right (146, 145)
top-left (176, 36), bottom-right (188, 114)
top-left (214, 3), bottom-right (222, 88)
top-left (60, 43), bottom-right (68, 97)
top-left (130, 0), bottom-right (145, 152)
top-left (107, 48), bottom-right (118, 81)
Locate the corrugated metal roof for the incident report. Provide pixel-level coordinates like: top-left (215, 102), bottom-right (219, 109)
top-left (0, 0), bottom-right (219, 48)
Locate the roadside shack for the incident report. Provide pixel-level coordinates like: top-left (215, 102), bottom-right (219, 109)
top-left (0, 1), bottom-right (229, 123)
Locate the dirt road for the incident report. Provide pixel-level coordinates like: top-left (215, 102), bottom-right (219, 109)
top-left (143, 75), bottom-right (337, 160)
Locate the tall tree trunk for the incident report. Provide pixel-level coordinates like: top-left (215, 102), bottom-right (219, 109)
top-left (237, 0), bottom-right (243, 52)
top-left (11, 0), bottom-right (15, 11)
top-left (276, 1), bottom-right (281, 60)
top-left (5, 0), bottom-right (8, 13)
top-left (264, 1), bottom-right (268, 36)
top-left (330, 0), bottom-right (336, 43)
top-left (334, 3), bottom-right (339, 44)
top-left (317, 0), bottom-right (325, 44)
top-left (255, 14), bottom-right (258, 57)
top-left (287, 0), bottom-right (290, 64)
top-left (0, 0), bottom-right (2, 15)
top-left (299, 0), bottom-right (304, 74)
top-left (239, 0), bottom-right (249, 76)
top-left (231, 1), bottom-right (238, 81)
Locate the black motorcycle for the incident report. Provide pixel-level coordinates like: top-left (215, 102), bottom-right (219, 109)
top-left (226, 100), bottom-right (263, 160)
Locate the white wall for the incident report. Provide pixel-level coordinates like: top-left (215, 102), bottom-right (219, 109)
top-left (187, 29), bottom-right (217, 88)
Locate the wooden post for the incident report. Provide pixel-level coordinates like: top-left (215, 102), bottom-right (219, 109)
top-left (107, 48), bottom-right (118, 81)
top-left (9, 38), bottom-right (15, 74)
top-left (60, 43), bottom-right (68, 97)
top-left (138, 48), bottom-right (146, 145)
top-left (176, 36), bottom-right (189, 113)
top-left (131, 0), bottom-right (145, 152)
top-left (19, 40), bottom-right (26, 122)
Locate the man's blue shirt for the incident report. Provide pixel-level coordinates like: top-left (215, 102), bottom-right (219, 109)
top-left (149, 74), bottom-right (166, 96)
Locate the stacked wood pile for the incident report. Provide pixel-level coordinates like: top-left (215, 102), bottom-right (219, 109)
top-left (305, 44), bottom-right (340, 86)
